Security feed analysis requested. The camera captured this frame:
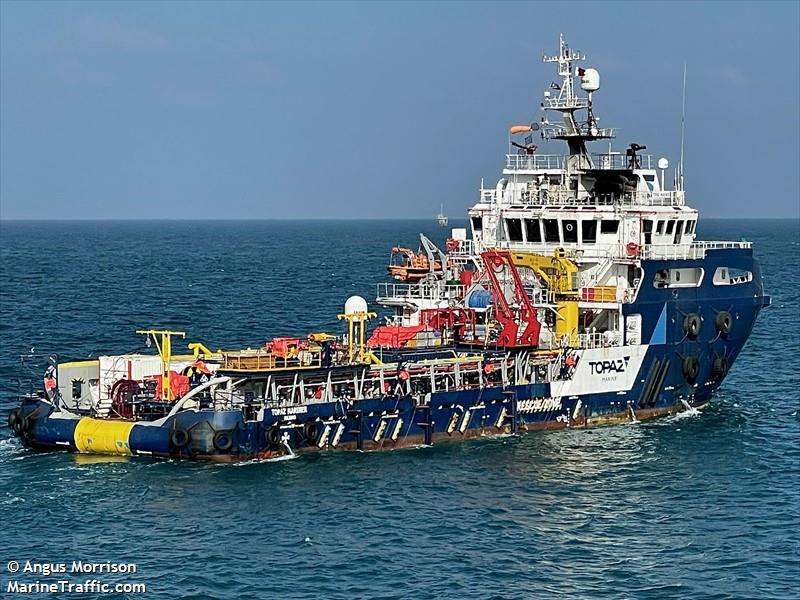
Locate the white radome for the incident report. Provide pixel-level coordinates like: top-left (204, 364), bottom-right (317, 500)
top-left (658, 157), bottom-right (670, 170)
top-left (580, 68), bottom-right (600, 92)
top-left (344, 295), bottom-right (369, 315)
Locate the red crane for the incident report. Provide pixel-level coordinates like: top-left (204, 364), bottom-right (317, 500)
top-left (481, 250), bottom-right (541, 347)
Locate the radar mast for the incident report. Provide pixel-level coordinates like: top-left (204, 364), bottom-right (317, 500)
top-left (541, 34), bottom-right (614, 173)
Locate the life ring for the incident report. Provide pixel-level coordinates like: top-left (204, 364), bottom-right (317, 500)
top-left (626, 242), bottom-right (639, 256)
top-left (170, 427), bottom-right (191, 449)
top-left (483, 363), bottom-right (495, 374)
top-left (715, 311), bottom-right (732, 335)
top-left (712, 356), bottom-right (728, 378)
top-left (398, 370), bottom-right (410, 381)
top-left (682, 355), bottom-right (700, 382)
top-left (445, 238), bottom-right (460, 252)
top-left (266, 425), bottom-right (282, 448)
top-left (302, 420), bottom-right (321, 443)
top-left (683, 313), bottom-right (701, 338)
top-left (213, 430), bottom-right (234, 452)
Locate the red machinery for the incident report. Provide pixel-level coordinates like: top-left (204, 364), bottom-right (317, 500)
top-left (367, 308), bottom-right (477, 348)
top-left (481, 250), bottom-right (541, 347)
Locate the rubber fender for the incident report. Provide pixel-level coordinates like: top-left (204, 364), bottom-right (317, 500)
top-left (682, 355), bottom-right (700, 382)
top-left (7, 410), bottom-right (21, 435)
top-left (302, 420), bottom-right (321, 443)
top-left (213, 430), bottom-right (234, 452)
top-left (712, 356), bottom-right (729, 378)
top-left (266, 425), bottom-right (281, 448)
top-left (170, 427), bottom-right (191, 449)
top-left (715, 311), bottom-right (732, 336)
top-left (17, 414), bottom-right (31, 437)
top-left (683, 313), bottom-right (701, 338)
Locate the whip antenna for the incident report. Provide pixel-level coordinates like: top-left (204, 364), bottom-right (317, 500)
top-left (679, 61), bottom-right (687, 190)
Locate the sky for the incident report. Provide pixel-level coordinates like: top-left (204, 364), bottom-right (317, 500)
top-left (1, 1), bottom-right (798, 220)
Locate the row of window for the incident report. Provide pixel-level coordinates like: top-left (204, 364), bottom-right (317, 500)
top-left (472, 216), bottom-right (697, 245)
top-left (653, 266), bottom-right (753, 288)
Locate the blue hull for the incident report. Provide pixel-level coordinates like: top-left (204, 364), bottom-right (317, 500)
top-left (12, 247), bottom-right (769, 461)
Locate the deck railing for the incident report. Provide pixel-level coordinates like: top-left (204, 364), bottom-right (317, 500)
top-left (376, 283), bottom-right (466, 302)
top-left (578, 331), bottom-right (622, 349)
top-left (641, 241), bottom-right (752, 260)
top-left (505, 153), bottom-right (655, 171)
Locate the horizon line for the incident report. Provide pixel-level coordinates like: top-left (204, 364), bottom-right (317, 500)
top-left (1, 216), bottom-right (798, 223)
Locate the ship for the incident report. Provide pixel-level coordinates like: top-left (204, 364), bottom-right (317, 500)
top-left (437, 204), bottom-right (449, 227)
top-left (7, 36), bottom-right (770, 462)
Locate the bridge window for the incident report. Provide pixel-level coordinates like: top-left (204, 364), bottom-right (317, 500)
top-left (581, 220), bottom-right (597, 243)
top-left (471, 216), bottom-right (483, 232)
top-left (562, 220), bottom-right (578, 243)
top-left (543, 219), bottom-right (560, 243)
top-left (665, 220), bottom-right (675, 234)
top-left (643, 219), bottom-right (653, 245)
top-left (524, 219), bottom-right (541, 243)
top-left (685, 220), bottom-right (696, 234)
top-left (673, 220), bottom-right (685, 244)
top-left (600, 219), bottom-right (619, 234)
top-left (655, 220), bottom-right (664, 234)
top-left (505, 218), bottom-right (523, 242)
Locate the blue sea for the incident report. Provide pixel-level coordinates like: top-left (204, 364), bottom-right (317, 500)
top-left (0, 219), bottom-right (798, 599)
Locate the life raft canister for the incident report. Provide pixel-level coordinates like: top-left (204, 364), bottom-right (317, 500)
top-left (682, 355), bottom-right (700, 382)
top-left (683, 313), bottom-right (701, 338)
top-left (715, 311), bottom-right (733, 336)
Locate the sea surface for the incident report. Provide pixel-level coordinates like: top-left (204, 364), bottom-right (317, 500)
top-left (0, 219), bottom-right (797, 600)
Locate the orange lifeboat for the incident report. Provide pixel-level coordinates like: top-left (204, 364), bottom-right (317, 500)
top-left (386, 247), bottom-right (442, 283)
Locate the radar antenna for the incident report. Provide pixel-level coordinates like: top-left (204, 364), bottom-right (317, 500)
top-left (540, 34), bottom-right (614, 173)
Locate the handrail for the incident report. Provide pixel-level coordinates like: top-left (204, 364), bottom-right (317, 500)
top-left (376, 283), bottom-right (466, 302)
top-left (505, 153), bottom-right (655, 171)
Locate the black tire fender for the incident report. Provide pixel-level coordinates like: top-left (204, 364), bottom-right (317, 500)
top-left (683, 313), bottom-right (701, 338)
top-left (213, 430), bottom-right (234, 452)
top-left (712, 356), bottom-right (729, 378)
top-left (266, 425), bottom-right (282, 448)
top-left (715, 311), bottom-right (733, 336)
top-left (170, 427), bottom-right (191, 449)
top-left (302, 420), bottom-right (321, 443)
top-left (7, 410), bottom-right (21, 435)
top-left (682, 355), bottom-right (700, 382)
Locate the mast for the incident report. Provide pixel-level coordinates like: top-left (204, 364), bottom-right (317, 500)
top-left (541, 34), bottom-right (614, 173)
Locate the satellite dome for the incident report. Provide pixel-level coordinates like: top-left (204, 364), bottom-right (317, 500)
top-left (344, 295), bottom-right (369, 315)
top-left (580, 68), bottom-right (600, 92)
top-left (658, 157), bottom-right (669, 170)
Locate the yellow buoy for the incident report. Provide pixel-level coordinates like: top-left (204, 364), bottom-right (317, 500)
top-left (73, 418), bottom-right (135, 455)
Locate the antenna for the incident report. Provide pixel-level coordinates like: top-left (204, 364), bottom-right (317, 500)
top-left (679, 61), bottom-right (687, 191)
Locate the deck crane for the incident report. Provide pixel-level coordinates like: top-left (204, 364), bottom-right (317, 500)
top-left (481, 250), bottom-right (542, 347)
